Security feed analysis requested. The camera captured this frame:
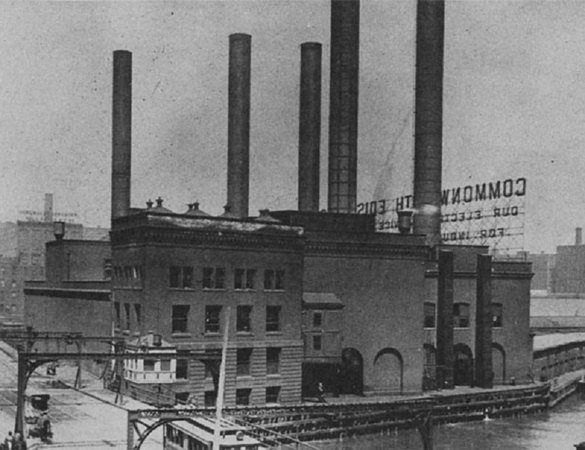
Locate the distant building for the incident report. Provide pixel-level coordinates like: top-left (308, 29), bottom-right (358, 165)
top-left (553, 229), bottom-right (585, 294)
top-left (0, 194), bottom-right (109, 322)
top-left (526, 252), bottom-right (556, 293)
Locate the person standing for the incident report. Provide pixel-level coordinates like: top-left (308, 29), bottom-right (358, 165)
top-left (3, 431), bottom-right (12, 450)
top-left (11, 433), bottom-right (26, 450)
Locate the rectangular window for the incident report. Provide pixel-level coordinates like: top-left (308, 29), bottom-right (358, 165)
top-left (170, 266), bottom-right (181, 288)
top-left (134, 304), bottom-right (141, 326)
top-left (124, 303), bottom-right (131, 330)
top-left (266, 306), bottom-right (281, 332)
top-left (172, 305), bottom-right (190, 334)
top-left (175, 392), bottom-right (189, 405)
top-left (203, 267), bottom-right (225, 289)
top-left (266, 347), bottom-right (281, 375)
top-left (234, 268), bottom-right (256, 290)
top-left (236, 348), bottom-right (252, 376)
top-left (144, 359), bottom-right (155, 371)
top-left (266, 386), bottom-right (281, 404)
top-left (204, 350), bottom-right (217, 379)
top-left (234, 269), bottom-right (244, 290)
top-left (236, 388), bottom-right (252, 406)
top-left (170, 266), bottom-right (193, 289)
top-left (176, 351), bottom-right (189, 380)
top-left (313, 335), bottom-right (322, 351)
top-left (492, 303), bottom-right (503, 328)
top-left (237, 305), bottom-right (252, 333)
top-left (205, 305), bottom-right (222, 333)
top-left (114, 302), bottom-right (121, 328)
top-left (313, 312), bottom-right (323, 328)
top-left (204, 391), bottom-right (217, 407)
top-left (264, 269), bottom-right (285, 291)
top-left (160, 359), bottom-right (171, 371)
top-left (424, 303), bottom-right (436, 328)
top-left (454, 303), bottom-right (470, 328)
top-left (183, 266), bottom-right (193, 289)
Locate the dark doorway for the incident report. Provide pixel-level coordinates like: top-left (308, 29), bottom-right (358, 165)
top-left (340, 348), bottom-right (363, 395)
top-left (492, 343), bottom-right (506, 384)
top-left (454, 343), bottom-right (473, 386)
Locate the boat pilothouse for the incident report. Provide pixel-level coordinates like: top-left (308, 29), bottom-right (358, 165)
top-left (164, 417), bottom-right (267, 450)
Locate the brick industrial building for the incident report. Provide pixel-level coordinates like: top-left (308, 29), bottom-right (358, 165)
top-left (24, 0), bottom-right (534, 408)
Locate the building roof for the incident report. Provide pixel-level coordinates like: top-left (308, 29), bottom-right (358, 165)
top-left (302, 292), bottom-right (344, 309)
top-left (127, 333), bottom-right (175, 350)
top-left (533, 332), bottom-right (585, 351)
top-left (531, 298), bottom-right (585, 317)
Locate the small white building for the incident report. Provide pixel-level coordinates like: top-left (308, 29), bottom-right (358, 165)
top-left (124, 333), bottom-right (177, 384)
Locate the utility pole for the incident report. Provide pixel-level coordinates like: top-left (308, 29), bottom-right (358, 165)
top-left (212, 306), bottom-right (230, 450)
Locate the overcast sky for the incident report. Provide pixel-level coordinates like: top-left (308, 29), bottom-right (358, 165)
top-left (1, 0), bottom-right (584, 253)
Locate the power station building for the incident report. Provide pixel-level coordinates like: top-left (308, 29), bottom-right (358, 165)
top-left (24, 0), bottom-right (534, 407)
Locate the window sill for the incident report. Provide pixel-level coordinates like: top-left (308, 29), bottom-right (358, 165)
top-left (202, 288), bottom-right (227, 292)
top-left (171, 332), bottom-right (192, 338)
top-left (267, 373), bottom-right (281, 378)
top-left (204, 332), bottom-right (221, 337)
top-left (264, 289), bottom-right (285, 293)
top-left (168, 288), bottom-right (195, 291)
top-left (236, 331), bottom-right (253, 336)
top-left (234, 289), bottom-right (256, 293)
top-left (266, 331), bottom-right (283, 335)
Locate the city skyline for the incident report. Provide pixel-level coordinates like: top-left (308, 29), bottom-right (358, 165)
top-left (1, 0), bottom-right (584, 253)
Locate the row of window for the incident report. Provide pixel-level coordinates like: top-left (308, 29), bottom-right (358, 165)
top-left (171, 347), bottom-right (281, 381)
top-left (423, 302), bottom-right (504, 329)
top-left (114, 302), bottom-right (141, 331)
top-left (172, 304), bottom-right (282, 335)
top-left (170, 266), bottom-right (285, 291)
top-left (113, 265), bottom-right (143, 282)
top-left (114, 303), bottom-right (283, 335)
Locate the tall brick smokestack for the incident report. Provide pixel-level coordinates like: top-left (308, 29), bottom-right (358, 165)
top-left (413, 0), bottom-right (444, 245)
top-left (328, 0), bottom-right (359, 214)
top-left (227, 33), bottom-right (251, 218)
top-left (111, 50), bottom-right (132, 222)
top-left (298, 42), bottom-right (322, 212)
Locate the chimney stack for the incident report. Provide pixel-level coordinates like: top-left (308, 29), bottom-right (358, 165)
top-left (328, 0), bottom-right (360, 214)
top-left (577, 227), bottom-right (583, 245)
top-left (298, 42), bottom-right (322, 212)
top-left (413, 0), bottom-right (445, 246)
top-left (111, 50), bottom-right (132, 222)
top-left (227, 33), bottom-right (251, 218)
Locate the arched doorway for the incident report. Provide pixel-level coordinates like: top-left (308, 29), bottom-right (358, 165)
top-left (373, 348), bottom-right (403, 393)
top-left (492, 343), bottom-right (506, 384)
top-left (341, 348), bottom-right (363, 395)
top-left (453, 343), bottom-right (473, 386)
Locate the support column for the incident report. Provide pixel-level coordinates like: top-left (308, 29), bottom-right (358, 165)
top-left (15, 351), bottom-right (26, 434)
top-left (436, 250), bottom-right (454, 389)
top-left (475, 254), bottom-right (493, 388)
top-left (126, 414), bottom-right (134, 450)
